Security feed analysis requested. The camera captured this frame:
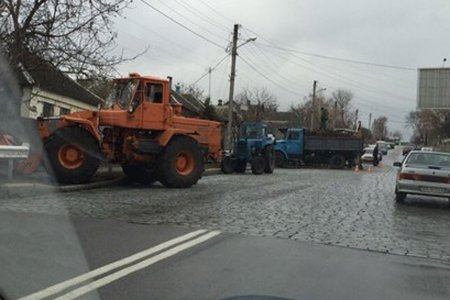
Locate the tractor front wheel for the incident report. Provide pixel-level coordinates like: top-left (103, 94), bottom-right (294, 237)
top-left (158, 136), bottom-right (203, 188)
top-left (221, 156), bottom-right (235, 174)
top-left (44, 126), bottom-right (101, 184)
top-left (251, 156), bottom-right (266, 175)
top-left (122, 164), bottom-right (157, 185)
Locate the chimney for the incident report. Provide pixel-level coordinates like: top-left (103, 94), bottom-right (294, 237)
top-left (218, 99), bottom-right (223, 106)
top-left (175, 83), bottom-right (181, 94)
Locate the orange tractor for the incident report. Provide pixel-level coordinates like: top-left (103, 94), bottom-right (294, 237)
top-left (37, 73), bottom-right (222, 188)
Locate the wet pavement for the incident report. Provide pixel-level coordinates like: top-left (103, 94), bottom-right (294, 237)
top-left (1, 147), bottom-right (450, 261)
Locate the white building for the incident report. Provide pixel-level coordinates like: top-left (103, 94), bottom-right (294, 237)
top-left (17, 53), bottom-right (103, 119)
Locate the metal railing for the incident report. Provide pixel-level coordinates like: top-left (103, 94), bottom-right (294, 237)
top-left (0, 144), bottom-right (30, 179)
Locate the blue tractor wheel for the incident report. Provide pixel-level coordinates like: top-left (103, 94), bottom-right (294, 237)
top-left (251, 156), bottom-right (266, 175)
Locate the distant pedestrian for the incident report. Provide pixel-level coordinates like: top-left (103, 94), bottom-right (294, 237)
top-left (373, 144), bottom-right (379, 166)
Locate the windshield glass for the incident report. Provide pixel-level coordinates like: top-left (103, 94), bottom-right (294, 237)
top-left (240, 124), bottom-right (260, 139)
top-left (406, 153), bottom-right (450, 169)
top-left (105, 80), bottom-right (137, 109)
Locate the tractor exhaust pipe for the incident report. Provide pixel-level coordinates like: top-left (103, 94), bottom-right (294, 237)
top-left (167, 76), bottom-right (173, 92)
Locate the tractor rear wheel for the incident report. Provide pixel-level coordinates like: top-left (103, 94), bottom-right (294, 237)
top-left (234, 160), bottom-right (247, 173)
top-left (122, 164), bottom-right (157, 185)
top-left (158, 136), bottom-right (203, 188)
top-left (44, 126), bottom-right (101, 184)
top-left (221, 156), bottom-right (235, 174)
top-left (251, 156), bottom-right (266, 175)
top-left (263, 146), bottom-right (275, 173)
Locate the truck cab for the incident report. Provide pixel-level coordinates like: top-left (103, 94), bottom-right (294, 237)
top-left (274, 128), bottom-right (305, 166)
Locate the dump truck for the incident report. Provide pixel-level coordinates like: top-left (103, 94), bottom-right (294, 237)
top-left (274, 128), bottom-right (363, 169)
top-left (37, 73), bottom-right (222, 188)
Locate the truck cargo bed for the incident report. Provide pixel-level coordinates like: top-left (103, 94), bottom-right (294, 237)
top-left (305, 136), bottom-right (362, 152)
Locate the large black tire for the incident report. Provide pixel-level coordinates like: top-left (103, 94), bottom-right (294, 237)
top-left (275, 151), bottom-right (286, 167)
top-left (263, 145), bottom-right (275, 173)
top-left (221, 156), bottom-right (235, 174)
top-left (329, 155), bottom-right (346, 169)
top-left (251, 156), bottom-right (266, 175)
top-left (44, 126), bottom-right (101, 184)
top-left (234, 159), bottom-right (247, 173)
top-left (122, 164), bottom-right (157, 185)
top-left (158, 136), bottom-right (203, 188)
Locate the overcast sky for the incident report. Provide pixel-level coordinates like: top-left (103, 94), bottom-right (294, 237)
top-left (113, 0), bottom-right (450, 138)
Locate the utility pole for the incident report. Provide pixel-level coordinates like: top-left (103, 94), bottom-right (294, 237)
top-left (310, 80), bottom-right (317, 130)
top-left (226, 24), bottom-right (239, 152)
top-left (368, 112), bottom-right (372, 129)
top-left (208, 67), bottom-right (212, 100)
top-left (354, 109), bottom-right (359, 129)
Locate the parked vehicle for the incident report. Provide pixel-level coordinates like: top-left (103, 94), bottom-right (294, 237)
top-left (402, 144), bottom-right (416, 156)
top-left (221, 122), bottom-right (276, 175)
top-left (36, 73), bottom-right (222, 188)
top-left (376, 141), bottom-right (389, 155)
top-left (361, 147), bottom-right (382, 164)
top-left (274, 128), bottom-right (363, 169)
top-left (393, 151), bottom-right (450, 203)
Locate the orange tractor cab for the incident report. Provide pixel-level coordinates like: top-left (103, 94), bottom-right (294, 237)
top-left (37, 73), bottom-right (222, 188)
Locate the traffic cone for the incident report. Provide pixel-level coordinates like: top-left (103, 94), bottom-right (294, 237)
top-left (367, 166), bottom-right (372, 172)
top-left (354, 165), bottom-right (360, 173)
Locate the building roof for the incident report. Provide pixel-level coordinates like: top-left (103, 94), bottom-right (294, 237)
top-left (170, 90), bottom-right (205, 116)
top-left (16, 53), bottom-right (103, 106)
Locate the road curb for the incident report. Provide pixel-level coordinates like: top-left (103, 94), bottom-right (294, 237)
top-left (0, 176), bottom-right (126, 199)
top-left (0, 168), bottom-right (221, 199)
top-left (203, 168), bottom-right (221, 176)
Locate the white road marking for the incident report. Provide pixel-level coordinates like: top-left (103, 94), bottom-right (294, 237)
top-left (19, 229), bottom-right (208, 300)
top-left (55, 230), bottom-right (221, 300)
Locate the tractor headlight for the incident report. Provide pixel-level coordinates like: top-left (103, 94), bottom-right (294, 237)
top-left (128, 106), bottom-right (134, 113)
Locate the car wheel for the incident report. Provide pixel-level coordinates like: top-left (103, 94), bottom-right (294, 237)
top-left (395, 187), bottom-right (406, 203)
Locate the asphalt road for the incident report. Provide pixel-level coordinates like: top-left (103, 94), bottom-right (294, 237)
top-left (1, 212), bottom-right (450, 300)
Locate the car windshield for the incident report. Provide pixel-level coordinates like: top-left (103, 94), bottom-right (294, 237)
top-left (3, 2), bottom-right (450, 300)
top-left (105, 80), bottom-right (137, 109)
top-left (406, 153), bottom-right (450, 169)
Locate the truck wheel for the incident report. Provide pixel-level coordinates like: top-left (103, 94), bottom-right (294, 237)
top-left (44, 126), bottom-right (100, 184)
top-left (158, 136), bottom-right (203, 188)
top-left (251, 156), bottom-right (266, 175)
top-left (329, 155), bottom-right (345, 169)
top-left (275, 151), bottom-right (286, 167)
top-left (122, 164), bottom-right (157, 185)
top-left (263, 146), bottom-right (275, 173)
top-left (221, 156), bottom-right (235, 174)
top-left (234, 159), bottom-right (247, 173)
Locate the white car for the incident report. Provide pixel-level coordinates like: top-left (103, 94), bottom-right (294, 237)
top-left (394, 151), bottom-right (450, 203)
top-left (421, 147), bottom-right (433, 152)
top-left (361, 147), bottom-right (382, 163)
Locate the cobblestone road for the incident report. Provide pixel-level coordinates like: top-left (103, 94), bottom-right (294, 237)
top-left (2, 147), bottom-right (450, 261)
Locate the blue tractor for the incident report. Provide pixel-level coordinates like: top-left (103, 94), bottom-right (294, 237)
top-left (221, 122), bottom-right (276, 175)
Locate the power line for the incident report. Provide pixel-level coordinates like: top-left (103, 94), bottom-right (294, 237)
top-left (256, 42), bottom-right (416, 71)
top-left (189, 54), bottom-right (230, 86)
top-left (154, 0), bottom-right (228, 43)
top-left (140, 0), bottom-right (226, 49)
top-left (172, 0), bottom-right (230, 33)
top-left (239, 55), bottom-right (303, 97)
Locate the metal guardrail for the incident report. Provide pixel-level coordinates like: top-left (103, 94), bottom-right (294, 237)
top-left (0, 144), bottom-right (30, 179)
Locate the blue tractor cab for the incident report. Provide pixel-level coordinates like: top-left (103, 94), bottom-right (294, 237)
top-left (221, 121), bottom-right (276, 175)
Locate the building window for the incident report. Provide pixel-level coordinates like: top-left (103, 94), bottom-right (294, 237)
top-left (42, 102), bottom-right (54, 117)
top-left (60, 107), bottom-right (71, 115)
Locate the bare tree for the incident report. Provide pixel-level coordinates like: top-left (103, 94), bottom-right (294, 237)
top-left (1, 0), bottom-right (141, 77)
top-left (372, 116), bottom-right (388, 140)
top-left (330, 89), bottom-right (354, 128)
top-left (236, 87), bottom-right (278, 121)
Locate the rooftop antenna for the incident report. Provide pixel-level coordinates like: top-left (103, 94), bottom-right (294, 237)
top-left (442, 58), bottom-right (447, 68)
